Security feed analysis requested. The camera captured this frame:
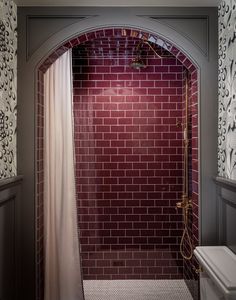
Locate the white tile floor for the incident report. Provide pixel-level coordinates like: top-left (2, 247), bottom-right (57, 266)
top-left (83, 280), bottom-right (193, 300)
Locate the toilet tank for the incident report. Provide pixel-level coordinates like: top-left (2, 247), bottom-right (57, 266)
top-left (194, 246), bottom-right (236, 300)
top-left (200, 271), bottom-right (225, 300)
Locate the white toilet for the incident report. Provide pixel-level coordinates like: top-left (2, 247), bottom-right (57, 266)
top-left (194, 246), bottom-right (236, 300)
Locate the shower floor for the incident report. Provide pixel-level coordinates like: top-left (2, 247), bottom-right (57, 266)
top-left (83, 280), bottom-right (193, 300)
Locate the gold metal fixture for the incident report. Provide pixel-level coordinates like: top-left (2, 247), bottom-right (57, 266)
top-left (130, 40), bottom-right (162, 69)
top-left (176, 194), bottom-right (192, 210)
top-left (130, 56), bottom-right (146, 70)
top-left (176, 120), bottom-right (183, 128)
top-left (144, 41), bottom-right (162, 59)
top-left (176, 75), bottom-right (194, 261)
top-left (193, 265), bottom-right (203, 274)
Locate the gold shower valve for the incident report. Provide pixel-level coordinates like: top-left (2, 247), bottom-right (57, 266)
top-left (176, 198), bottom-right (192, 210)
top-left (176, 120), bottom-right (183, 128)
top-left (176, 201), bottom-right (185, 209)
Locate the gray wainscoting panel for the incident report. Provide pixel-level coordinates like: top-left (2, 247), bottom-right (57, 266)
top-left (0, 176), bottom-right (22, 300)
top-left (0, 197), bottom-right (15, 300)
top-left (215, 177), bottom-right (236, 254)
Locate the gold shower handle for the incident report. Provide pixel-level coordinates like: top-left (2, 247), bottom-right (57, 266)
top-left (176, 201), bottom-right (185, 209)
top-left (176, 194), bottom-right (192, 210)
top-left (176, 119), bottom-right (183, 128)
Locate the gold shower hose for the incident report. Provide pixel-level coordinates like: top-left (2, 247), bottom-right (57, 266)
top-left (179, 194), bottom-right (193, 261)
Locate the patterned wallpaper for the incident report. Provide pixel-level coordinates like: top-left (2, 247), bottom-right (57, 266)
top-left (0, 0), bottom-right (17, 179)
top-left (218, 0), bottom-right (236, 180)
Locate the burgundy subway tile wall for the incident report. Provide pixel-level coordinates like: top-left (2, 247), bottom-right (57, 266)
top-left (72, 36), bottom-right (187, 280)
top-left (36, 28), bottom-right (199, 299)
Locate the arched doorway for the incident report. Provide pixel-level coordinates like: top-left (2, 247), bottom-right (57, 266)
top-left (17, 7), bottom-right (218, 300)
top-left (36, 26), bottom-right (199, 300)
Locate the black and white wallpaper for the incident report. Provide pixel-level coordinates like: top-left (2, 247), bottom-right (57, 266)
top-left (218, 0), bottom-right (236, 180)
top-left (0, 0), bottom-right (17, 179)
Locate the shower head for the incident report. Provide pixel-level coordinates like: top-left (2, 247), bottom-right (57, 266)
top-left (130, 56), bottom-right (146, 70)
top-left (130, 40), bottom-right (162, 70)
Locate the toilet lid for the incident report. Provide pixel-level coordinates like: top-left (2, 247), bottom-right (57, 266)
top-left (194, 246), bottom-right (236, 296)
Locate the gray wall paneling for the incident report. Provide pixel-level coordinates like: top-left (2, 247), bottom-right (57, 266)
top-left (17, 7), bottom-right (218, 300)
top-left (215, 177), bottom-right (236, 253)
top-left (0, 176), bottom-right (22, 300)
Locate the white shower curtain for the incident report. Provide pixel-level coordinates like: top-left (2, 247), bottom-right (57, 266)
top-left (44, 49), bottom-right (84, 300)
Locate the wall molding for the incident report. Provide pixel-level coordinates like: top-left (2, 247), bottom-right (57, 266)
top-left (0, 175), bottom-right (23, 191)
top-left (26, 15), bottom-right (97, 59)
top-left (214, 176), bottom-right (236, 192)
top-left (138, 15), bottom-right (209, 58)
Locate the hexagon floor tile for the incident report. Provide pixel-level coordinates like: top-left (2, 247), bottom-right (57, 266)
top-left (83, 280), bottom-right (193, 300)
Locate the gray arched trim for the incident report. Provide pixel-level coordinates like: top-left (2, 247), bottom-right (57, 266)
top-left (30, 15), bottom-right (202, 70)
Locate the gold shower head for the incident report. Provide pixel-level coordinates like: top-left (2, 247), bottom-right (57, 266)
top-left (130, 56), bottom-right (146, 70)
top-left (130, 40), bottom-right (162, 70)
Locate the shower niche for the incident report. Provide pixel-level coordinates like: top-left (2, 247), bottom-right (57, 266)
top-left (37, 27), bottom-right (199, 299)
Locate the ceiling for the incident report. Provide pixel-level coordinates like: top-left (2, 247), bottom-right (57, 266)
top-left (15, 0), bottom-right (220, 6)
top-left (73, 36), bottom-right (174, 58)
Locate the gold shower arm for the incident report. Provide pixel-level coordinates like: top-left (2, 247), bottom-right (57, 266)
top-left (143, 41), bottom-right (162, 59)
top-left (135, 40), bottom-right (162, 59)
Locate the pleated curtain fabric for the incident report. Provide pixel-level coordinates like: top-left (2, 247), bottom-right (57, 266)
top-left (44, 49), bottom-right (84, 300)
